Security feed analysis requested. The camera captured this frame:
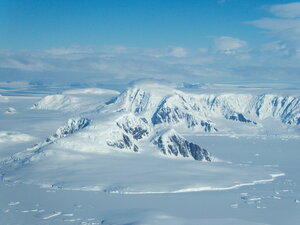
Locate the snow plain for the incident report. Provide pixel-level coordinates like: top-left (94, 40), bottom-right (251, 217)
top-left (0, 83), bottom-right (299, 225)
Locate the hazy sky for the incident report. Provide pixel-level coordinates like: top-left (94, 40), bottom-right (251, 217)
top-left (1, 0), bottom-right (300, 87)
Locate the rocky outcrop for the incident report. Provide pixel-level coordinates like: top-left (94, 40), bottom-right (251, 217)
top-left (107, 133), bottom-right (139, 152)
top-left (153, 129), bottom-right (211, 161)
top-left (225, 112), bottom-right (256, 124)
top-left (116, 115), bottom-right (149, 140)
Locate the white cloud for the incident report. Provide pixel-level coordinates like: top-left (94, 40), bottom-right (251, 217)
top-left (45, 47), bottom-right (94, 55)
top-left (270, 2), bottom-right (300, 18)
top-left (249, 2), bottom-right (300, 57)
top-left (0, 46), bottom-right (217, 83)
top-left (198, 48), bottom-right (208, 54)
top-left (249, 17), bottom-right (300, 33)
top-left (0, 131), bottom-right (35, 144)
top-left (214, 36), bottom-right (248, 55)
top-left (217, 0), bottom-right (227, 4)
top-left (0, 81), bottom-right (30, 89)
top-left (168, 47), bottom-right (188, 57)
top-left (249, 2), bottom-right (300, 44)
top-left (0, 43), bottom-right (299, 85)
top-left (261, 41), bottom-right (289, 55)
top-left (0, 56), bottom-right (53, 72)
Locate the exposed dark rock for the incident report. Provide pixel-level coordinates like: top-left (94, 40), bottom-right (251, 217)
top-left (123, 134), bottom-right (132, 148)
top-left (151, 103), bottom-right (216, 132)
top-left (117, 117), bottom-right (149, 140)
top-left (226, 113), bottom-right (256, 125)
top-left (133, 144), bottom-right (139, 152)
top-left (200, 120), bottom-right (218, 132)
top-left (107, 133), bottom-right (139, 152)
top-left (105, 96), bottom-right (118, 105)
top-left (188, 142), bottom-right (210, 161)
top-left (154, 130), bottom-right (211, 161)
top-left (117, 122), bottom-right (148, 140)
top-left (56, 118), bottom-right (91, 137)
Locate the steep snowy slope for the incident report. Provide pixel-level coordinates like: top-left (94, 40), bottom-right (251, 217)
top-left (253, 94), bottom-right (300, 125)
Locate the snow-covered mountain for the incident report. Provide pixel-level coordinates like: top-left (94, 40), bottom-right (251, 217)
top-left (99, 82), bottom-right (299, 155)
top-left (5, 82), bottom-right (300, 166)
top-left (109, 83), bottom-right (300, 128)
top-left (1, 82), bottom-right (297, 197)
top-left (31, 88), bottom-right (119, 112)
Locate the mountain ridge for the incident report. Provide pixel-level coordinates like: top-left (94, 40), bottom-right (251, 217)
top-left (6, 83), bottom-right (300, 166)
